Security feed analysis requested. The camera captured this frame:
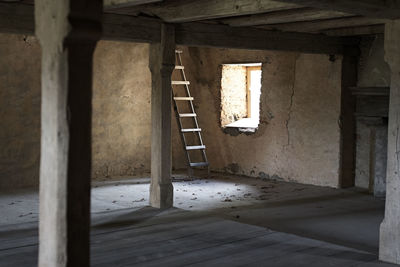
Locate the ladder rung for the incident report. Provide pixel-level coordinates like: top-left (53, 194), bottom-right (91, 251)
top-left (175, 65), bottom-right (184, 70)
top-left (186, 145), bottom-right (206, 150)
top-left (175, 49), bottom-right (183, 53)
top-left (179, 113), bottom-right (196, 117)
top-left (181, 128), bottom-right (201, 132)
top-left (172, 81), bottom-right (190, 85)
top-left (174, 97), bottom-right (194, 101)
top-left (190, 162), bottom-right (209, 167)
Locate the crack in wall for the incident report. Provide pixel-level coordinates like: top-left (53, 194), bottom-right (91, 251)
top-left (284, 56), bottom-right (298, 149)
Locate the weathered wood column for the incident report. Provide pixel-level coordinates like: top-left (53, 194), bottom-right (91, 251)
top-left (380, 20), bottom-right (400, 265)
top-left (35, 1), bottom-right (102, 266)
top-left (149, 24), bottom-right (175, 209)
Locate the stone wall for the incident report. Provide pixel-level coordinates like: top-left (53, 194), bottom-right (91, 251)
top-left (220, 65), bottom-right (247, 126)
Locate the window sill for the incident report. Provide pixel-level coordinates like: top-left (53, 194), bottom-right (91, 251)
top-left (224, 118), bottom-right (259, 134)
top-left (224, 118), bottom-right (259, 128)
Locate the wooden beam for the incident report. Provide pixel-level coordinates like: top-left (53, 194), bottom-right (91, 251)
top-left (35, 0), bottom-right (102, 265)
top-left (380, 20), bottom-right (400, 265)
top-left (0, 2), bottom-right (33, 35)
top-left (0, 3), bottom-right (358, 55)
top-left (274, 0), bottom-right (400, 19)
top-left (175, 22), bottom-right (359, 55)
top-left (149, 23), bottom-right (175, 209)
top-left (223, 7), bottom-right (353, 27)
top-left (112, 0), bottom-right (301, 22)
top-left (0, 3), bottom-right (161, 43)
top-left (103, 13), bottom-right (161, 43)
top-left (350, 86), bottom-right (390, 96)
top-left (104, 0), bottom-right (162, 9)
top-left (323, 25), bottom-right (385, 36)
top-left (259, 16), bottom-right (387, 33)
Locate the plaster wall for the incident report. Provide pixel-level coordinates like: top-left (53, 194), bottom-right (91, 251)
top-left (92, 41), bottom-right (151, 179)
top-left (355, 120), bottom-right (371, 189)
top-left (1, 32), bottom-right (343, 189)
top-left (0, 34), bottom-right (152, 189)
top-left (0, 34), bottom-right (41, 189)
top-left (173, 47), bottom-right (342, 187)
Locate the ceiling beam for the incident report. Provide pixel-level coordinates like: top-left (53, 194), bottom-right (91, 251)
top-left (104, 15), bottom-right (360, 55)
top-left (103, 14), bottom-right (161, 43)
top-left (0, 2), bottom-right (33, 35)
top-left (0, 3), bottom-right (161, 43)
top-left (259, 16), bottom-right (387, 33)
top-left (0, 3), bottom-right (358, 55)
top-left (110, 0), bottom-right (301, 22)
top-left (222, 7), bottom-right (353, 27)
top-left (104, 0), bottom-right (162, 9)
top-left (350, 87), bottom-right (390, 96)
top-left (175, 22), bottom-right (359, 55)
top-left (273, 0), bottom-right (400, 19)
top-left (322, 25), bottom-right (385, 36)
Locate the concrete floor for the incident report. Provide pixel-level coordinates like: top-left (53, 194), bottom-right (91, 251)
top-left (0, 173), bottom-right (389, 265)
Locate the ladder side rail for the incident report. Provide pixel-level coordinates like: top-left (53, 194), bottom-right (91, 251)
top-left (177, 53), bottom-right (206, 148)
top-left (177, 51), bottom-right (210, 174)
top-left (173, 93), bottom-right (191, 164)
top-left (172, 53), bottom-right (192, 167)
top-left (173, 109), bottom-right (193, 176)
top-left (177, 52), bottom-right (208, 165)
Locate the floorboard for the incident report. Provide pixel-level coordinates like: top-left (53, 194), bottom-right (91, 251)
top-left (0, 213), bottom-right (395, 267)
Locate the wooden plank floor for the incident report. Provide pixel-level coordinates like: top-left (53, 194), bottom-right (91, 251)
top-left (0, 210), bottom-right (396, 267)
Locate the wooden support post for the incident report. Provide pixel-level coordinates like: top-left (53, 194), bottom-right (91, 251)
top-left (380, 19), bottom-right (400, 265)
top-left (339, 50), bottom-right (358, 187)
top-left (35, 1), bottom-right (102, 266)
top-left (149, 24), bottom-right (175, 209)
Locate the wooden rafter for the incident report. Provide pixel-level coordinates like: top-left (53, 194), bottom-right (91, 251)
top-left (104, 0), bottom-right (162, 9)
top-left (259, 16), bottom-right (387, 33)
top-left (0, 2), bottom-right (359, 55)
top-left (273, 0), bottom-right (400, 19)
top-left (222, 7), bottom-right (353, 27)
top-left (108, 0), bottom-right (301, 22)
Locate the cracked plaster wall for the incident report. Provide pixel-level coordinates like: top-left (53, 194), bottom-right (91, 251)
top-left (173, 47), bottom-right (342, 188)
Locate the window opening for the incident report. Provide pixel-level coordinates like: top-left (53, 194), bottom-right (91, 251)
top-left (221, 63), bottom-right (262, 132)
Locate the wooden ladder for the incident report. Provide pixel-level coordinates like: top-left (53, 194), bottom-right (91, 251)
top-left (172, 49), bottom-right (209, 177)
